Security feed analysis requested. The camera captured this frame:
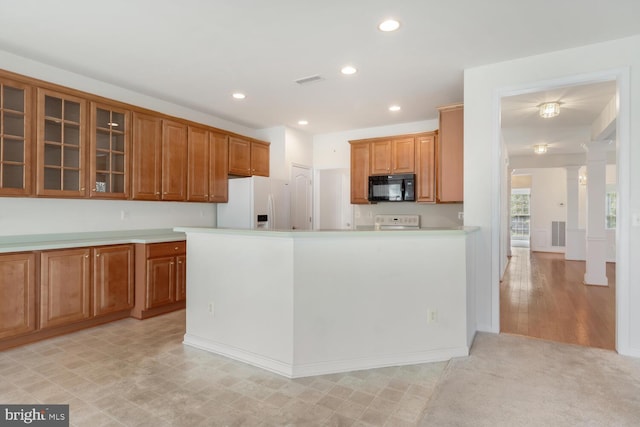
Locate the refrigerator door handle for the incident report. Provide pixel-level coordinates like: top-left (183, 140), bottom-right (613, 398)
top-left (267, 194), bottom-right (274, 230)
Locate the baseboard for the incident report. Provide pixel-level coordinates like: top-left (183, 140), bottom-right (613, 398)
top-left (618, 346), bottom-right (640, 358)
top-left (183, 333), bottom-right (468, 379)
top-left (183, 334), bottom-right (294, 377)
top-left (290, 347), bottom-right (469, 378)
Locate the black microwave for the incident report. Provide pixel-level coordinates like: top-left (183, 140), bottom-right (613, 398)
top-left (368, 174), bottom-right (415, 202)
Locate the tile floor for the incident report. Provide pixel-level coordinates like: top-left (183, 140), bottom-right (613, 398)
top-left (0, 310), bottom-right (446, 426)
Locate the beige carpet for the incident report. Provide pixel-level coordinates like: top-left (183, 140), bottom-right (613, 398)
top-left (420, 332), bottom-right (640, 426)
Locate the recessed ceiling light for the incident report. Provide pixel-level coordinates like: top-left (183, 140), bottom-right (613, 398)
top-left (533, 144), bottom-right (548, 154)
top-left (298, 120), bottom-right (308, 125)
top-left (232, 93), bottom-right (246, 100)
top-left (378, 19), bottom-right (400, 32)
top-left (341, 65), bottom-right (357, 75)
top-left (389, 105), bottom-right (401, 112)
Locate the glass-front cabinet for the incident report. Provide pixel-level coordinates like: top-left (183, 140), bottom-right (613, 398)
top-left (90, 103), bottom-right (129, 198)
top-left (0, 79), bottom-right (32, 195)
top-left (36, 89), bottom-right (86, 196)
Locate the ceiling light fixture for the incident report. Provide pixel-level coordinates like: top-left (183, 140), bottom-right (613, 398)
top-left (533, 144), bottom-right (548, 154)
top-left (378, 19), bottom-right (400, 32)
top-left (232, 93), bottom-right (246, 100)
top-left (341, 66), bottom-right (357, 75)
top-left (389, 105), bottom-right (401, 112)
top-left (538, 102), bottom-right (560, 118)
top-left (298, 120), bottom-right (308, 125)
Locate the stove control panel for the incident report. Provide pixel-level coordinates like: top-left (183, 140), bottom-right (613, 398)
top-left (374, 214), bottom-right (420, 229)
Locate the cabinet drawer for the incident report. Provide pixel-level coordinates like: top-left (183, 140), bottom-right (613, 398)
top-left (146, 241), bottom-right (186, 258)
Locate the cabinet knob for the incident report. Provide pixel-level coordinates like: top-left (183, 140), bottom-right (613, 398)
top-left (174, 247), bottom-right (179, 250)
top-left (85, 255), bottom-right (89, 259)
top-left (170, 262), bottom-right (175, 265)
top-left (96, 254), bottom-right (100, 257)
top-left (156, 192), bottom-right (160, 195)
top-left (164, 192), bottom-right (168, 195)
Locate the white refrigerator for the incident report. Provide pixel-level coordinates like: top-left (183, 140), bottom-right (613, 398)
top-left (216, 176), bottom-right (290, 230)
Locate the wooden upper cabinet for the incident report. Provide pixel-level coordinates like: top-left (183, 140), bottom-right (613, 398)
top-left (370, 140), bottom-right (392, 175)
top-left (392, 137), bottom-right (415, 173)
top-left (0, 78), bottom-right (32, 196)
top-left (437, 104), bottom-right (464, 203)
top-left (370, 137), bottom-right (415, 175)
top-left (228, 136), bottom-right (269, 177)
top-left (132, 112), bottom-right (162, 200)
top-left (93, 244), bottom-right (134, 316)
top-left (187, 126), bottom-right (209, 202)
top-left (162, 120), bottom-right (187, 201)
top-left (350, 141), bottom-right (370, 204)
top-left (416, 132), bottom-right (437, 203)
top-left (251, 140), bottom-right (269, 177)
top-left (209, 131), bottom-right (229, 202)
top-left (187, 127), bottom-right (229, 202)
top-left (36, 88), bottom-right (87, 197)
top-left (228, 136), bottom-right (251, 175)
top-left (89, 103), bottom-right (130, 199)
top-left (40, 248), bottom-right (91, 329)
top-left (0, 252), bottom-right (36, 339)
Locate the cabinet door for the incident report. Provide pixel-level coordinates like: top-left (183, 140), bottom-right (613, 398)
top-left (146, 257), bottom-right (175, 309)
top-left (36, 89), bottom-right (86, 197)
top-left (251, 141), bottom-right (270, 177)
top-left (93, 245), bottom-right (134, 316)
top-left (0, 79), bottom-right (32, 196)
top-left (438, 105), bottom-right (464, 202)
top-left (175, 255), bottom-right (186, 302)
top-left (0, 253), bottom-right (36, 339)
top-left (392, 137), bottom-right (415, 173)
top-left (132, 112), bottom-right (162, 200)
top-left (416, 134), bottom-right (436, 203)
top-left (40, 248), bottom-right (91, 329)
top-left (209, 132), bottom-right (229, 202)
top-left (228, 136), bottom-right (251, 176)
top-left (162, 120), bottom-right (187, 201)
top-left (90, 103), bottom-right (130, 199)
top-left (370, 140), bottom-right (392, 175)
top-left (350, 142), bottom-right (370, 204)
top-left (187, 126), bottom-right (209, 202)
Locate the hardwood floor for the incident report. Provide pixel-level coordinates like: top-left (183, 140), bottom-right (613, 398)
top-left (500, 247), bottom-right (616, 350)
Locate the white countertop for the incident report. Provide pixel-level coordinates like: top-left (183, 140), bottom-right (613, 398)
top-left (0, 229), bottom-right (186, 253)
top-left (174, 226), bottom-right (480, 238)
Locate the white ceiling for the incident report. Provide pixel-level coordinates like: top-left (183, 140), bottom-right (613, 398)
top-left (501, 80), bottom-right (617, 157)
top-left (0, 0), bottom-right (638, 134)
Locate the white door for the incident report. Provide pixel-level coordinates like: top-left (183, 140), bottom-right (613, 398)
top-left (318, 168), bottom-right (353, 230)
top-left (291, 165), bottom-right (312, 230)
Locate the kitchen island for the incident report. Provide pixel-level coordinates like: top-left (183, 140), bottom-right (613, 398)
top-left (175, 226), bottom-right (479, 378)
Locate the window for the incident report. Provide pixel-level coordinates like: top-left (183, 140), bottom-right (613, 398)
top-left (511, 189), bottom-right (530, 240)
top-left (606, 191), bottom-right (617, 229)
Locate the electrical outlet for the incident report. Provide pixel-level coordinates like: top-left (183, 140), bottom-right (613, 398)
top-left (120, 210), bottom-right (130, 220)
top-left (458, 211), bottom-right (464, 220)
top-left (208, 302), bottom-right (215, 316)
top-left (427, 308), bottom-right (438, 324)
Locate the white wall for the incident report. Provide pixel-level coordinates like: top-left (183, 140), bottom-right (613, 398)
top-left (464, 35), bottom-right (639, 356)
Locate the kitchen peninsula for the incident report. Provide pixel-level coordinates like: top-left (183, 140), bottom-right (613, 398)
top-left (176, 226), bottom-right (479, 378)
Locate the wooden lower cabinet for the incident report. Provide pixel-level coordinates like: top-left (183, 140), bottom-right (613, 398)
top-left (93, 244), bottom-right (134, 316)
top-left (0, 252), bottom-right (36, 339)
top-left (132, 241), bottom-right (186, 319)
top-left (40, 248), bottom-right (91, 329)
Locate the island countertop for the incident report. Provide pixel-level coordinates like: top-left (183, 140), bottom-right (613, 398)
top-left (174, 225), bottom-right (479, 238)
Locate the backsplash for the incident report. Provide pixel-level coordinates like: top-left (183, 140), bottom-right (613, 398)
top-left (353, 202), bottom-right (463, 228)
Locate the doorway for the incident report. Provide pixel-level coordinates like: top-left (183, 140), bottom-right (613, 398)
top-left (499, 79), bottom-right (619, 350)
top-left (291, 164), bottom-right (312, 230)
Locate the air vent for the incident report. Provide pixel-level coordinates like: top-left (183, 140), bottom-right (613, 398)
top-left (295, 75), bottom-right (324, 85)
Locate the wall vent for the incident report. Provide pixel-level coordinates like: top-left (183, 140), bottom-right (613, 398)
top-left (551, 221), bottom-right (566, 247)
top-left (295, 75), bottom-right (324, 85)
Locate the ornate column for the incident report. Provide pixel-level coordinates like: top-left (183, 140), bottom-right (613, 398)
top-left (583, 142), bottom-right (609, 286)
top-left (565, 166), bottom-right (584, 260)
